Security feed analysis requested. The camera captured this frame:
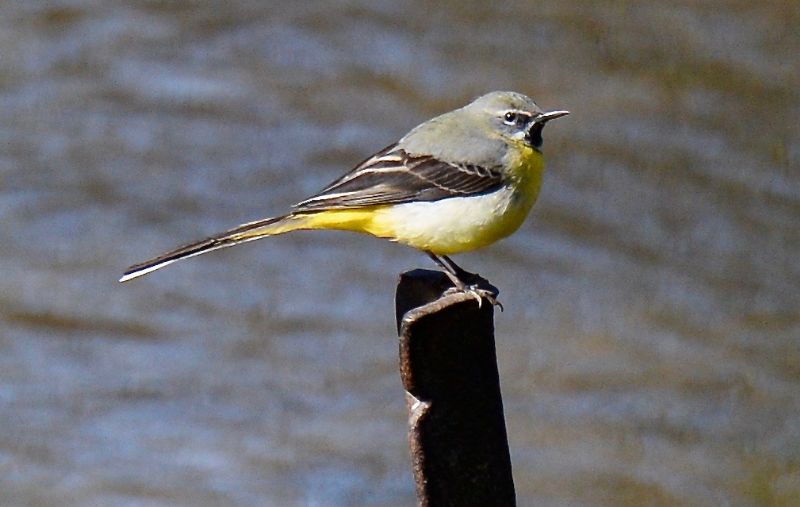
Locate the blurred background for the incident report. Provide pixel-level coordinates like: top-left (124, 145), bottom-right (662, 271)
top-left (1, 1), bottom-right (798, 505)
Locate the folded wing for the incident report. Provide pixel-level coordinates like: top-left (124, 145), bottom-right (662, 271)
top-left (294, 144), bottom-right (504, 211)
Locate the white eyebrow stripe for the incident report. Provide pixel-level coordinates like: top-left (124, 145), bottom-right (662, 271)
top-left (502, 110), bottom-right (534, 121)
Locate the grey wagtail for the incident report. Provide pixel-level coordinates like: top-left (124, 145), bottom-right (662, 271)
top-left (120, 91), bottom-right (568, 304)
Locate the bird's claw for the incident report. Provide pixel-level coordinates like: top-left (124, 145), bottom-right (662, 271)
top-left (444, 285), bottom-right (504, 311)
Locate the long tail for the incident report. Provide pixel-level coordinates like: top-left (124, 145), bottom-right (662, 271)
top-left (119, 213), bottom-right (307, 282)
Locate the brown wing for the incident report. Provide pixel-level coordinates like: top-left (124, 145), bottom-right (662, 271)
top-left (293, 144), bottom-right (504, 211)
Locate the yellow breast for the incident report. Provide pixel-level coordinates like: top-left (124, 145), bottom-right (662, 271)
top-left (369, 144), bottom-right (544, 254)
top-left (299, 144), bottom-right (544, 254)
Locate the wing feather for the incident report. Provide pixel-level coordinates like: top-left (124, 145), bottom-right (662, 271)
top-left (294, 145), bottom-right (504, 211)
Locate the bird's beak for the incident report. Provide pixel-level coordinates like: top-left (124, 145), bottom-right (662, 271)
top-left (535, 110), bottom-right (570, 123)
top-left (526, 110), bottom-right (569, 150)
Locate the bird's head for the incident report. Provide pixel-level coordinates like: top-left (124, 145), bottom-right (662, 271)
top-left (468, 91), bottom-right (569, 151)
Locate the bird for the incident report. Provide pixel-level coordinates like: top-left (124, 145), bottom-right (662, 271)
top-left (120, 91), bottom-right (568, 305)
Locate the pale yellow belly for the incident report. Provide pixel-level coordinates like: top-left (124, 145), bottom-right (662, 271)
top-left (299, 144), bottom-right (544, 254)
top-left (365, 185), bottom-right (536, 254)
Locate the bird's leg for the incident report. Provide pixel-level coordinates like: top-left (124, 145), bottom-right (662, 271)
top-left (427, 252), bottom-right (468, 289)
top-left (440, 255), bottom-right (474, 280)
top-left (426, 252), bottom-right (502, 310)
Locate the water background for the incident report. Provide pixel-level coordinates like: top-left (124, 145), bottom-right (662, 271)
top-left (1, 1), bottom-right (798, 505)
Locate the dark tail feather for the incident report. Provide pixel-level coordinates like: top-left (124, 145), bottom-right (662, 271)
top-left (119, 214), bottom-right (300, 282)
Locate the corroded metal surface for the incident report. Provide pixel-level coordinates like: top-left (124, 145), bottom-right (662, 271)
top-left (396, 270), bottom-right (515, 507)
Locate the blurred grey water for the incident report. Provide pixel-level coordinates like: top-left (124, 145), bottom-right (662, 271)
top-left (1, 1), bottom-right (798, 505)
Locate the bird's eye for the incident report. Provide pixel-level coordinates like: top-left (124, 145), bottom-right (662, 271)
top-left (503, 111), bottom-right (517, 125)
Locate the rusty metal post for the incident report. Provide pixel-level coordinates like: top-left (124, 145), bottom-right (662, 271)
top-left (395, 269), bottom-right (516, 507)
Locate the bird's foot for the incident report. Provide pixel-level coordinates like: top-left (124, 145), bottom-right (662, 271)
top-left (443, 283), bottom-right (504, 311)
top-left (426, 253), bottom-right (503, 310)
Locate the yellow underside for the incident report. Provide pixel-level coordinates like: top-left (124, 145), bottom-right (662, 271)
top-left (255, 143), bottom-right (544, 255)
